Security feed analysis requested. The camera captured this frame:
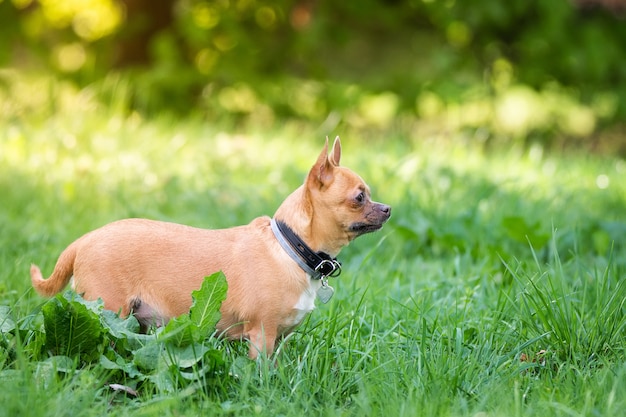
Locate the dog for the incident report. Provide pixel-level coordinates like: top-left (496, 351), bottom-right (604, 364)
top-left (30, 137), bottom-right (391, 359)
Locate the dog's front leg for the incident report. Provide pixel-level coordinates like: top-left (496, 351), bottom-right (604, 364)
top-left (246, 322), bottom-right (277, 360)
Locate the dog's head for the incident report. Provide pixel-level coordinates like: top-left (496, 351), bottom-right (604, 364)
top-left (302, 137), bottom-right (391, 253)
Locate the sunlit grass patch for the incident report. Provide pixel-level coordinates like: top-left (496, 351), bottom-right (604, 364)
top-left (504, 245), bottom-right (626, 365)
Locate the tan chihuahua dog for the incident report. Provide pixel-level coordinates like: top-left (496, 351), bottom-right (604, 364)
top-left (30, 137), bottom-right (391, 359)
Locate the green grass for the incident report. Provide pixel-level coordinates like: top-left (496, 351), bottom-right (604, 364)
top-left (1, 78), bottom-right (626, 417)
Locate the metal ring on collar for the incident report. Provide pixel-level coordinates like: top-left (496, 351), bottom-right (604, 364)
top-left (315, 259), bottom-right (342, 278)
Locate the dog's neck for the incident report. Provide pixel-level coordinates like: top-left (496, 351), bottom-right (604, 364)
top-left (273, 185), bottom-right (348, 257)
top-left (270, 218), bottom-right (341, 280)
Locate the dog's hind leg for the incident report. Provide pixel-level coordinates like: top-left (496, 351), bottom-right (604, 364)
top-left (129, 297), bottom-right (168, 332)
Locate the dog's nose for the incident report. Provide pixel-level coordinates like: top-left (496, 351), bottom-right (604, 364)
top-left (377, 203), bottom-right (391, 217)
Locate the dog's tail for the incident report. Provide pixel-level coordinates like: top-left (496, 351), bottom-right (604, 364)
top-left (30, 242), bottom-right (78, 297)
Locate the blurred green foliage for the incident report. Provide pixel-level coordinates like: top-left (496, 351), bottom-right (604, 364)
top-left (1, 0), bottom-right (625, 150)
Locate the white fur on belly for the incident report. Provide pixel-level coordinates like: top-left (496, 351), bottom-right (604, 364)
top-left (284, 278), bottom-right (322, 330)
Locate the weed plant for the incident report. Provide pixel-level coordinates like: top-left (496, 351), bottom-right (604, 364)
top-left (1, 79), bottom-right (626, 416)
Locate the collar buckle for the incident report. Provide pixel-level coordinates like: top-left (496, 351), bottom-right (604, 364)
top-left (315, 259), bottom-right (342, 279)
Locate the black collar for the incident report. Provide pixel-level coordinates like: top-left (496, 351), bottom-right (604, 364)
top-left (270, 218), bottom-right (342, 280)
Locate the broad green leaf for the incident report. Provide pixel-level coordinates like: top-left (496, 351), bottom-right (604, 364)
top-left (133, 342), bottom-right (162, 372)
top-left (190, 271), bottom-right (228, 336)
top-left (100, 309), bottom-right (153, 352)
top-left (160, 315), bottom-right (194, 346)
top-left (161, 272), bottom-right (228, 346)
top-left (148, 370), bottom-right (177, 393)
top-left (63, 291), bottom-right (104, 315)
top-left (42, 294), bottom-right (105, 362)
top-left (100, 353), bottom-right (144, 379)
top-left (32, 356), bottom-right (76, 388)
top-left (100, 309), bottom-right (141, 337)
top-left (162, 343), bottom-right (212, 368)
top-left (0, 306), bottom-right (15, 333)
top-left (36, 355), bottom-right (76, 374)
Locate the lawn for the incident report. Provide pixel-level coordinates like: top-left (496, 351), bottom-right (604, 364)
top-left (1, 78), bottom-right (626, 417)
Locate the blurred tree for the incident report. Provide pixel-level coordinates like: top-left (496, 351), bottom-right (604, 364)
top-left (575, 0), bottom-right (626, 12)
top-left (114, 0), bottom-right (175, 67)
top-left (0, 0), bottom-right (625, 149)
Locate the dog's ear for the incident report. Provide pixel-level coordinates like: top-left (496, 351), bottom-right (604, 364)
top-left (308, 137), bottom-right (337, 188)
top-left (329, 136), bottom-right (341, 166)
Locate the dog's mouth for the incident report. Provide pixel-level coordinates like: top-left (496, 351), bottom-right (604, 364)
top-left (349, 222), bottom-right (385, 235)
top-left (349, 203), bottom-right (391, 237)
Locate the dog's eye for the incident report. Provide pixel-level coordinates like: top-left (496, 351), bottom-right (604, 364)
top-left (355, 192), bottom-right (365, 203)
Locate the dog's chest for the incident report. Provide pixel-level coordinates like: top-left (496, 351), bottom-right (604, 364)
top-left (281, 278), bottom-right (322, 332)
